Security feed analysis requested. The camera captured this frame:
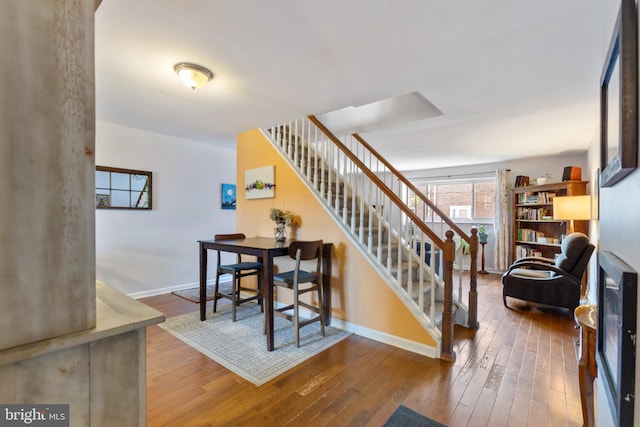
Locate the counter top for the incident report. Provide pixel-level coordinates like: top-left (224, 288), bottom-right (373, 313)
top-left (0, 281), bottom-right (164, 366)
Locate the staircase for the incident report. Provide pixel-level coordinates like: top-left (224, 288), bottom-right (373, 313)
top-left (261, 116), bottom-right (478, 361)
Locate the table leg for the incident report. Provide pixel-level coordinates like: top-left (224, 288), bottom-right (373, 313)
top-left (199, 243), bottom-right (207, 321)
top-left (263, 250), bottom-right (275, 351)
top-left (578, 324), bottom-right (596, 427)
top-left (579, 361), bottom-right (595, 427)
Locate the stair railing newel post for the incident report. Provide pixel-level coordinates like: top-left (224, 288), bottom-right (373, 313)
top-left (441, 230), bottom-right (456, 362)
top-left (468, 228), bottom-right (480, 329)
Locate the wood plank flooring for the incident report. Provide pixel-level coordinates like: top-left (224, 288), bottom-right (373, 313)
top-left (141, 273), bottom-right (583, 426)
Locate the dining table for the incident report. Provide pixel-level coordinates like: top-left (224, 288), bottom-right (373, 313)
top-left (198, 236), bottom-right (332, 351)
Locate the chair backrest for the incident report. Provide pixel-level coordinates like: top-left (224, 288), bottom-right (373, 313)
top-left (567, 243), bottom-right (595, 280)
top-left (288, 240), bottom-right (323, 275)
top-left (214, 233), bottom-right (246, 264)
top-left (555, 232), bottom-right (595, 279)
top-left (214, 233), bottom-right (246, 241)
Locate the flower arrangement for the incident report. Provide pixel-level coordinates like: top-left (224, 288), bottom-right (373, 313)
top-left (269, 208), bottom-right (296, 226)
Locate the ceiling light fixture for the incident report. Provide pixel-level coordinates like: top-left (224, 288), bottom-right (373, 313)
top-left (174, 62), bottom-right (213, 90)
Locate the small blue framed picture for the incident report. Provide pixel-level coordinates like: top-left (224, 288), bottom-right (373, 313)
top-left (221, 183), bottom-right (236, 210)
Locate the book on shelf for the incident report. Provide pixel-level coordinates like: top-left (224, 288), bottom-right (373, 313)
top-left (516, 207), bottom-right (552, 220)
top-left (517, 228), bottom-right (545, 242)
top-left (516, 191), bottom-right (556, 204)
top-left (514, 175), bottom-right (530, 187)
top-left (516, 245), bottom-right (531, 259)
top-left (515, 245), bottom-right (544, 259)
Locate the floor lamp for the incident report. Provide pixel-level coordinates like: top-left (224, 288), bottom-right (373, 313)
top-left (553, 195), bottom-right (592, 301)
top-left (553, 195), bottom-right (592, 234)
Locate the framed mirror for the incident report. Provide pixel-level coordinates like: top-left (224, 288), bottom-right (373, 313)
top-left (95, 166), bottom-right (152, 210)
top-left (600, 1), bottom-right (638, 188)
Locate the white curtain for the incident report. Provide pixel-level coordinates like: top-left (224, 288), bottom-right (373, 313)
top-left (493, 169), bottom-right (511, 270)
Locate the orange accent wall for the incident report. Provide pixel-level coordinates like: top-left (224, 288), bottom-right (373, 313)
top-left (236, 129), bottom-right (435, 347)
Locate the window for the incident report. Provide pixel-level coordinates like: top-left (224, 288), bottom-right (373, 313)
top-left (410, 178), bottom-right (495, 221)
top-left (449, 205), bottom-right (471, 218)
top-left (96, 166), bottom-right (152, 209)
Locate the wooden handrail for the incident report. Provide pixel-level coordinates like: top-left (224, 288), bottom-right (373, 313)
top-left (351, 124), bottom-right (479, 331)
top-left (277, 117), bottom-right (473, 360)
top-left (351, 132), bottom-right (472, 244)
top-left (307, 115), bottom-right (445, 248)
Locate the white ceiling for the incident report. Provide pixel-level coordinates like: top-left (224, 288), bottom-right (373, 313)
top-left (95, 0), bottom-right (607, 171)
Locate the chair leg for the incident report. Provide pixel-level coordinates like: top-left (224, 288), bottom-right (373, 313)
top-left (213, 269), bottom-right (221, 313)
top-left (258, 271), bottom-right (264, 313)
top-left (294, 283), bottom-right (300, 348)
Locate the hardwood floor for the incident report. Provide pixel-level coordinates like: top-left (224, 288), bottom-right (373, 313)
top-left (141, 273), bottom-right (583, 426)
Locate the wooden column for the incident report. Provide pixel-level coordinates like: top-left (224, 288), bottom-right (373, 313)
top-left (0, 0), bottom-right (96, 350)
top-left (467, 228), bottom-right (479, 329)
top-left (0, 3), bottom-right (164, 425)
top-left (441, 230), bottom-right (456, 362)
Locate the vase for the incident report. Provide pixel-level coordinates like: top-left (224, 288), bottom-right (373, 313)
top-left (274, 223), bottom-right (287, 241)
top-left (478, 232), bottom-right (488, 243)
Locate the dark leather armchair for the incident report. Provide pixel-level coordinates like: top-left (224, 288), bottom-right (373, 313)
top-left (502, 233), bottom-right (594, 313)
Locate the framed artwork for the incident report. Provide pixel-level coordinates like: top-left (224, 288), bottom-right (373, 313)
top-left (600, 0), bottom-right (638, 188)
top-left (95, 194), bottom-right (110, 208)
top-left (245, 165), bottom-right (275, 199)
top-left (592, 168), bottom-right (600, 220)
top-left (221, 183), bottom-right (236, 210)
top-left (596, 250), bottom-right (637, 427)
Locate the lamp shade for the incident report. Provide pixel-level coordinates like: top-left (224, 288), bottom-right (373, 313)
top-left (174, 63), bottom-right (213, 90)
top-left (553, 195), bottom-right (591, 220)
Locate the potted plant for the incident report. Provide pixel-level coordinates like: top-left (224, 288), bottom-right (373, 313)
top-left (536, 172), bottom-right (552, 185)
top-left (478, 225), bottom-right (488, 243)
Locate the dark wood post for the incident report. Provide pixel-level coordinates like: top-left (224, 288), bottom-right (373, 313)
top-left (441, 230), bottom-right (456, 362)
top-left (468, 227), bottom-right (479, 329)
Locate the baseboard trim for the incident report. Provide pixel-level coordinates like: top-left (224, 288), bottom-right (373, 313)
top-left (331, 318), bottom-right (439, 359)
top-left (126, 275), bottom-right (232, 299)
top-left (273, 302), bottom-right (439, 359)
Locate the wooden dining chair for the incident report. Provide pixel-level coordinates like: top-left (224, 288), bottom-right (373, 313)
top-left (213, 233), bottom-right (263, 321)
top-left (273, 240), bottom-right (325, 347)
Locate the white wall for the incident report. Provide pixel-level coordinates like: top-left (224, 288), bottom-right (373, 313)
top-left (95, 121), bottom-right (236, 296)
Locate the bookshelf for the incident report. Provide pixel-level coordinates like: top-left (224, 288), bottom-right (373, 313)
top-left (510, 181), bottom-right (588, 263)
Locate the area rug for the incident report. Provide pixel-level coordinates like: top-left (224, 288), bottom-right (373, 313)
top-left (158, 303), bottom-right (352, 386)
top-left (171, 283), bottom-right (232, 303)
top-left (383, 405), bottom-right (447, 427)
